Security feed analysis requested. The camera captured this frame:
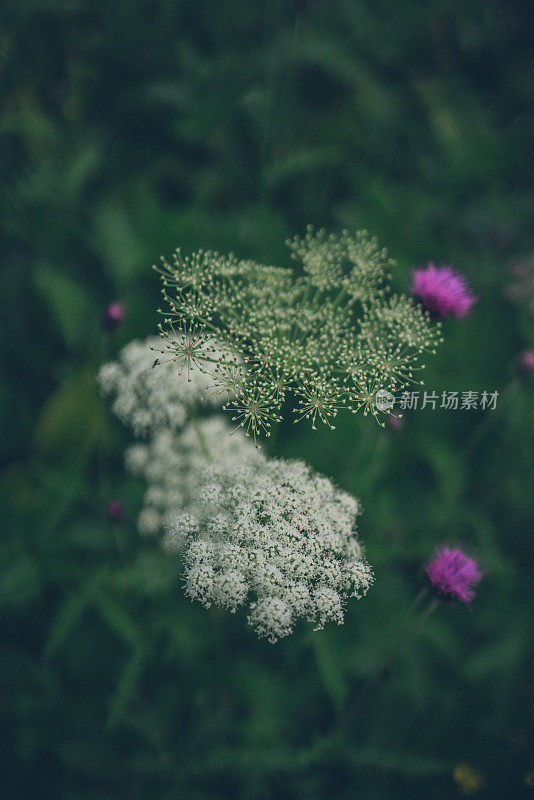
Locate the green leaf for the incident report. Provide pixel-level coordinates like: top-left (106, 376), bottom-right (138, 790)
top-left (34, 265), bottom-right (95, 348)
top-left (309, 630), bottom-right (348, 709)
top-left (0, 554), bottom-right (41, 609)
top-left (92, 199), bottom-right (151, 286)
top-left (352, 747), bottom-right (452, 776)
top-left (33, 367), bottom-right (103, 461)
top-left (106, 643), bottom-right (149, 729)
top-left (43, 572), bottom-right (104, 660)
top-left (92, 591), bottom-right (140, 647)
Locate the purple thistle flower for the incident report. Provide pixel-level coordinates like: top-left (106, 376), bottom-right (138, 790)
top-left (102, 302), bottom-right (125, 332)
top-left (411, 263), bottom-right (477, 319)
top-left (424, 546), bottom-right (482, 604)
top-left (106, 499), bottom-right (124, 522)
top-left (518, 350), bottom-right (534, 373)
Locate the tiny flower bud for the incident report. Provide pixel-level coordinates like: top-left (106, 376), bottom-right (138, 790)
top-left (386, 414), bottom-right (404, 432)
top-left (102, 302), bottom-right (125, 332)
top-left (106, 499), bottom-right (124, 522)
top-left (453, 763), bottom-right (484, 795)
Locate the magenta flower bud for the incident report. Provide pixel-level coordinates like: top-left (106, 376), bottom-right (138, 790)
top-left (424, 546), bottom-right (482, 604)
top-left (411, 263), bottom-right (477, 319)
top-left (518, 350), bottom-right (534, 373)
top-left (106, 499), bottom-right (124, 522)
top-left (386, 414), bottom-right (404, 432)
top-left (102, 302), bottom-right (125, 332)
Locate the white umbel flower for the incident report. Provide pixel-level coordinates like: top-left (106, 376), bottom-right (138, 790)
top-left (126, 417), bottom-right (257, 535)
top-left (98, 336), bottom-right (227, 435)
top-left (165, 454), bottom-right (373, 642)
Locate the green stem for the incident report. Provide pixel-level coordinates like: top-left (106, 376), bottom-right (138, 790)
top-left (266, 419), bottom-right (280, 456)
top-left (342, 420), bottom-right (374, 487)
top-left (311, 287), bottom-right (323, 308)
top-left (461, 379), bottom-right (517, 458)
top-left (261, 9), bottom-right (302, 201)
top-left (259, 0), bottom-right (284, 198)
top-left (186, 402), bottom-right (213, 462)
top-left (97, 332), bottom-right (111, 504)
top-left (332, 285), bottom-right (349, 310)
top-left (332, 594), bottom-right (438, 739)
top-left (409, 586), bottom-right (429, 613)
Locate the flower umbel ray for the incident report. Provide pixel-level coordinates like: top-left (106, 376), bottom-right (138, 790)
top-left (294, 379), bottom-right (345, 430)
top-left (156, 318), bottom-right (218, 381)
top-left (226, 384), bottom-right (281, 440)
top-left (348, 376), bottom-right (390, 425)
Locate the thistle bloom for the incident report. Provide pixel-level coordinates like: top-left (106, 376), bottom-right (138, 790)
top-left (425, 546), bottom-right (482, 604)
top-left (411, 263), bottom-right (477, 319)
top-left (165, 454), bottom-right (373, 642)
top-left (102, 302), bottom-right (125, 331)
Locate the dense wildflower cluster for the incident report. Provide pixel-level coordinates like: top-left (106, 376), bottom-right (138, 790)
top-left (165, 454), bottom-right (373, 642)
top-left (100, 319), bottom-right (374, 640)
top-left (156, 228), bottom-right (441, 439)
top-left (98, 336), bottom-right (226, 435)
top-left (99, 338), bottom-right (254, 535)
top-left (126, 417), bottom-right (256, 535)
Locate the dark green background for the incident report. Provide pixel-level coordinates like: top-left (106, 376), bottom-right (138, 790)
top-left (1, 1), bottom-right (534, 797)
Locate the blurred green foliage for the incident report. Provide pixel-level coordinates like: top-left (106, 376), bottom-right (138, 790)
top-left (1, 0), bottom-right (534, 797)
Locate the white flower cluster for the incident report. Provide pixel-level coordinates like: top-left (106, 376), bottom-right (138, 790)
top-left (126, 417), bottom-right (257, 535)
top-left (100, 336), bottom-right (373, 642)
top-left (98, 336), bottom-right (225, 435)
top-left (165, 455), bottom-right (373, 642)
